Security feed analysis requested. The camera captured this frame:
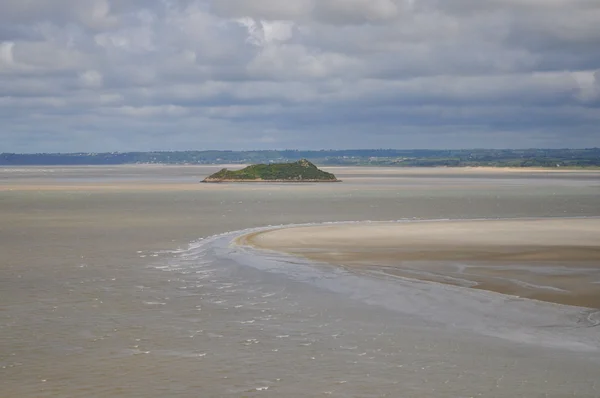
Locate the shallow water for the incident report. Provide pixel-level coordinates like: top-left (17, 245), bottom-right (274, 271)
top-left (1, 166), bottom-right (600, 397)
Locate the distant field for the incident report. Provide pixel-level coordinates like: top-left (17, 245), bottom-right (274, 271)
top-left (2, 148), bottom-right (600, 168)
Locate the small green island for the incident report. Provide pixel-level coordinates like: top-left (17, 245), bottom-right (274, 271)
top-left (202, 159), bottom-right (340, 183)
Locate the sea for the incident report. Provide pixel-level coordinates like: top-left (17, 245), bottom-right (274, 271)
top-left (1, 165), bottom-right (599, 397)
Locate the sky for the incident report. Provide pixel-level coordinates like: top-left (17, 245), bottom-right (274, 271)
top-left (1, 0), bottom-right (599, 152)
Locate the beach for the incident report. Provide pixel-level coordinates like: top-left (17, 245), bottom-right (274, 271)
top-left (240, 218), bottom-right (600, 308)
top-left (2, 165), bottom-right (600, 397)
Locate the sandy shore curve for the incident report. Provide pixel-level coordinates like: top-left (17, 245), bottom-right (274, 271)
top-left (238, 218), bottom-right (600, 308)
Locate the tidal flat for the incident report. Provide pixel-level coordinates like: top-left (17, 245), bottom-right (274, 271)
top-left (1, 165), bottom-right (600, 397)
top-left (241, 218), bottom-right (600, 308)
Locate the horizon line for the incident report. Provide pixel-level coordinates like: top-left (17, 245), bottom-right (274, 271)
top-left (2, 147), bottom-right (600, 155)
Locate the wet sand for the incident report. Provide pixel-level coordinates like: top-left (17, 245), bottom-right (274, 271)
top-left (3, 165), bottom-right (600, 397)
top-left (240, 219), bottom-right (600, 308)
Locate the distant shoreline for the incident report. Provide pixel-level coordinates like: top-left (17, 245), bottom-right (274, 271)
top-left (2, 164), bottom-right (599, 172)
top-left (3, 148), bottom-right (600, 168)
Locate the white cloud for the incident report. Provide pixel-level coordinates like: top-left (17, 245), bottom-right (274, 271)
top-left (117, 105), bottom-right (189, 117)
top-left (79, 70), bottom-right (103, 88)
top-left (0, 0), bottom-right (598, 151)
top-left (236, 18), bottom-right (295, 48)
top-left (0, 41), bottom-right (15, 69)
top-left (572, 70), bottom-right (600, 102)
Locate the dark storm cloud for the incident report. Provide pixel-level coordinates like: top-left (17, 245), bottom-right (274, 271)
top-left (0, 0), bottom-right (598, 152)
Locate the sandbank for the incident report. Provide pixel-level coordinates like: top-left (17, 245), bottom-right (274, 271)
top-left (239, 218), bottom-right (600, 308)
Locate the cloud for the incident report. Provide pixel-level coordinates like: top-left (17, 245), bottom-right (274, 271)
top-left (211, 0), bottom-right (314, 21)
top-left (313, 0), bottom-right (401, 25)
top-left (213, 0), bottom-right (405, 25)
top-left (0, 0), bottom-right (599, 152)
top-left (0, 0), bottom-right (120, 30)
top-left (79, 70), bottom-right (103, 88)
top-left (0, 41), bottom-right (15, 68)
top-left (236, 19), bottom-right (295, 46)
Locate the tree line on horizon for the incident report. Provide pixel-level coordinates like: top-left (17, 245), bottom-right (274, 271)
top-left (1, 148), bottom-right (599, 168)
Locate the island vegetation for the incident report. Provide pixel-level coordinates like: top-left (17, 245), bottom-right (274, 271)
top-left (202, 159), bottom-right (339, 183)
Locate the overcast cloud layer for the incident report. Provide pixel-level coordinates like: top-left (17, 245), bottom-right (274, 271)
top-left (1, 0), bottom-right (599, 152)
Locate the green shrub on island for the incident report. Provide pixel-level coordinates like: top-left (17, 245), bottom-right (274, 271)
top-left (203, 159), bottom-right (339, 182)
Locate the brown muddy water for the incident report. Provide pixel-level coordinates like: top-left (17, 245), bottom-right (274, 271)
top-left (1, 165), bottom-right (600, 397)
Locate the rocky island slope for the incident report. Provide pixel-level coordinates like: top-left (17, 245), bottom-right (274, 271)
top-left (202, 159), bottom-right (340, 183)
